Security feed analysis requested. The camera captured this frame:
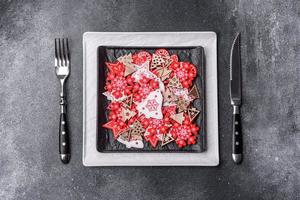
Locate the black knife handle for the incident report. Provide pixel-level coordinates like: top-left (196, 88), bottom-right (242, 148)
top-left (232, 106), bottom-right (242, 164)
top-left (59, 97), bottom-right (70, 164)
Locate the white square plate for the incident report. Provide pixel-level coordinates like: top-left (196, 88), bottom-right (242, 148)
top-left (83, 32), bottom-right (219, 166)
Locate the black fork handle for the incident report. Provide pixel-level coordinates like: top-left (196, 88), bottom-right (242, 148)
top-left (59, 96), bottom-right (70, 164)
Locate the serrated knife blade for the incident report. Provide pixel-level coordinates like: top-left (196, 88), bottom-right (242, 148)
top-left (230, 33), bottom-right (243, 164)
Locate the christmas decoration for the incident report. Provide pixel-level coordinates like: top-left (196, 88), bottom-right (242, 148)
top-left (102, 49), bottom-right (201, 149)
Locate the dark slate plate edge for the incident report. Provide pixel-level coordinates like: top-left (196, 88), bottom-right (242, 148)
top-left (96, 46), bottom-right (206, 153)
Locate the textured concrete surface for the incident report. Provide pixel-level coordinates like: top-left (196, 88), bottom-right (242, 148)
top-left (0, 0), bottom-right (299, 199)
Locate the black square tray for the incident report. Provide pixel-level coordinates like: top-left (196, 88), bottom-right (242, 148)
top-left (97, 46), bottom-right (206, 153)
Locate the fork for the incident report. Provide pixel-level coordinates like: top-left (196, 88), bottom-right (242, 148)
top-left (55, 38), bottom-right (70, 164)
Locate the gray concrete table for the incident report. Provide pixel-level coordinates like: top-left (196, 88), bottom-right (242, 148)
top-left (0, 0), bottom-right (299, 199)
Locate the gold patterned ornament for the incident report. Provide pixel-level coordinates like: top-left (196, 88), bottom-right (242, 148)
top-left (117, 53), bottom-right (133, 66)
top-left (120, 94), bottom-right (133, 109)
top-left (168, 76), bottom-right (183, 88)
top-left (189, 85), bottom-right (200, 100)
top-left (117, 53), bottom-right (136, 76)
top-left (163, 57), bottom-right (173, 68)
top-left (150, 54), bottom-right (165, 69)
top-left (130, 121), bottom-right (145, 140)
top-left (156, 67), bottom-right (172, 81)
top-left (120, 108), bottom-right (137, 121)
top-left (177, 96), bottom-right (190, 112)
top-left (188, 107), bottom-right (200, 122)
top-left (118, 129), bottom-right (131, 141)
top-left (170, 112), bottom-right (185, 124)
top-left (161, 134), bottom-right (175, 146)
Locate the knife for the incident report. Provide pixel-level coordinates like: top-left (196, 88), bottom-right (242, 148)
top-left (230, 33), bottom-right (243, 164)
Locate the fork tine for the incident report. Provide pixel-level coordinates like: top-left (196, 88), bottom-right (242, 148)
top-left (56, 38), bottom-right (62, 67)
top-left (62, 38), bottom-right (69, 66)
top-left (61, 38), bottom-right (65, 66)
top-left (55, 38), bottom-right (58, 66)
top-left (64, 38), bottom-right (70, 66)
top-left (60, 38), bottom-right (66, 67)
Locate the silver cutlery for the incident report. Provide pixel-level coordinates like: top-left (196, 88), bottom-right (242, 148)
top-left (230, 33), bottom-right (243, 164)
top-left (55, 38), bottom-right (70, 164)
